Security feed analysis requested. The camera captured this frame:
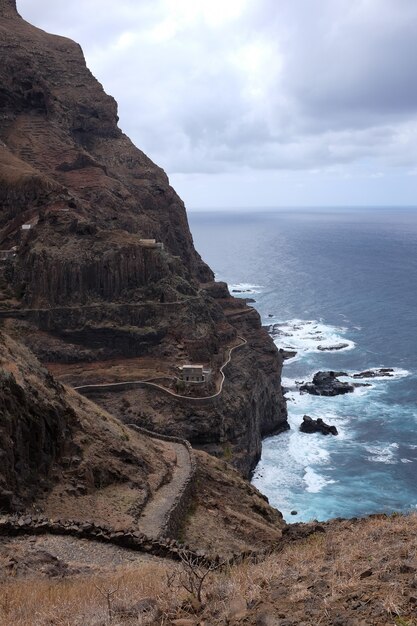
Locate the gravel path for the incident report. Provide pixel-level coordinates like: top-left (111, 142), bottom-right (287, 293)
top-left (0, 533), bottom-right (168, 578)
top-left (138, 442), bottom-right (190, 538)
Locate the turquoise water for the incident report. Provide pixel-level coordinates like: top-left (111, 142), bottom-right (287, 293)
top-left (189, 208), bottom-right (417, 522)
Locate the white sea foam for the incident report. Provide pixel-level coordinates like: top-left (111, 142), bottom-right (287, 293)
top-left (365, 443), bottom-right (399, 464)
top-left (304, 467), bottom-right (336, 493)
top-left (257, 313), bottom-right (414, 521)
top-left (268, 318), bottom-right (355, 356)
top-left (288, 429), bottom-right (331, 466)
top-left (282, 368), bottom-right (410, 407)
top-left (229, 282), bottom-right (263, 295)
top-left (340, 368), bottom-right (410, 383)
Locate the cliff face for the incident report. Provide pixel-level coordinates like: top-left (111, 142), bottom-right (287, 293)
top-left (0, 1), bottom-right (288, 474)
top-left (0, 331), bottom-right (73, 510)
top-left (90, 287), bottom-right (288, 477)
top-left (0, 330), bottom-right (170, 516)
top-left (0, 0), bottom-right (210, 303)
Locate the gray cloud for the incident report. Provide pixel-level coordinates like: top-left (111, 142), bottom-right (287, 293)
top-left (16, 0), bottom-right (417, 206)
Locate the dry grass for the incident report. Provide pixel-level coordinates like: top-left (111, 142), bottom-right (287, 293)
top-left (1, 513), bottom-right (417, 625)
top-left (0, 562), bottom-right (182, 625)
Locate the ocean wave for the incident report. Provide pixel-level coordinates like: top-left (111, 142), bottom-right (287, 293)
top-left (285, 394), bottom-right (350, 440)
top-left (288, 428), bottom-right (331, 465)
top-left (365, 442), bottom-right (399, 465)
top-left (303, 467), bottom-right (336, 493)
top-left (340, 368), bottom-right (410, 383)
top-left (229, 282), bottom-right (263, 295)
top-left (267, 318), bottom-right (355, 357)
top-left (283, 367), bottom-right (410, 404)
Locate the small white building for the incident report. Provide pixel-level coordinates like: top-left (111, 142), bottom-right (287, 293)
top-left (0, 249), bottom-right (16, 261)
top-left (139, 238), bottom-right (164, 250)
top-left (179, 364), bottom-right (211, 383)
top-left (21, 224), bottom-right (32, 230)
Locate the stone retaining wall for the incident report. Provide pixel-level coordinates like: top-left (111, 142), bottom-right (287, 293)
top-left (127, 424), bottom-right (197, 538)
top-left (0, 514), bottom-right (211, 564)
top-left (76, 380), bottom-right (218, 406)
top-left (73, 336), bottom-right (247, 406)
top-left (0, 515), bottom-right (266, 566)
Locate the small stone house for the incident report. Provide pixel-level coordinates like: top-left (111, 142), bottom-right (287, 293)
top-left (0, 249), bottom-right (15, 261)
top-left (139, 238), bottom-right (164, 250)
top-left (179, 364), bottom-right (211, 383)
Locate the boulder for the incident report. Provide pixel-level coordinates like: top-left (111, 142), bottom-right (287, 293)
top-left (317, 343), bottom-right (349, 351)
top-left (279, 348), bottom-right (297, 360)
top-left (353, 368), bottom-right (394, 379)
top-left (300, 415), bottom-right (338, 436)
top-left (299, 371), bottom-right (354, 396)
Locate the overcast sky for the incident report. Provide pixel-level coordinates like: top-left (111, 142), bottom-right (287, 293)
top-left (18, 0), bottom-right (417, 209)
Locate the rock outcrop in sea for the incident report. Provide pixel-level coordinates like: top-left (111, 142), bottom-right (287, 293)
top-left (299, 371), bottom-right (354, 396)
top-left (300, 414), bottom-right (338, 436)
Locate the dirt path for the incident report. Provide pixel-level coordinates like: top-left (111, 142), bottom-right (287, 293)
top-left (73, 336), bottom-right (247, 401)
top-left (0, 533), bottom-right (167, 576)
top-left (137, 442), bottom-right (191, 538)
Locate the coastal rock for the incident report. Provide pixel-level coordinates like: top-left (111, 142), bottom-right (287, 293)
top-left (353, 368), bottom-right (395, 378)
top-left (317, 343), bottom-right (349, 351)
top-left (300, 415), bottom-right (338, 436)
top-left (299, 371), bottom-right (354, 396)
top-left (279, 348), bottom-right (297, 360)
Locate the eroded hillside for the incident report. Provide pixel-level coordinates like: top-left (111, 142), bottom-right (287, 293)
top-left (0, 0), bottom-right (287, 474)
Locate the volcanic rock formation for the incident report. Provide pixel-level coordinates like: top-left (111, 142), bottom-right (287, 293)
top-left (300, 415), bottom-right (338, 436)
top-left (0, 1), bottom-right (287, 474)
top-left (0, 329), bottom-right (168, 516)
top-left (299, 371), bottom-right (354, 397)
top-left (0, 328), bottom-right (286, 557)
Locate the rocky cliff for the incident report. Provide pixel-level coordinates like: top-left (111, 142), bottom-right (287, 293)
top-left (0, 329), bottom-right (171, 519)
top-left (0, 0), bottom-right (288, 475)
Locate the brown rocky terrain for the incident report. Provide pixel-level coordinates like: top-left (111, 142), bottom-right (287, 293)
top-left (0, 327), bottom-right (286, 553)
top-left (1, 4), bottom-right (417, 626)
top-left (0, 329), bottom-right (175, 523)
top-left (0, 0), bottom-right (287, 475)
top-left (1, 512), bottom-right (417, 625)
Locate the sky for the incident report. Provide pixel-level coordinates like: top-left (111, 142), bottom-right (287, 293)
top-left (18, 0), bottom-right (417, 210)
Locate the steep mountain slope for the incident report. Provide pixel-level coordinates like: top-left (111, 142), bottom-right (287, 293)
top-left (0, 329), bottom-right (170, 519)
top-left (0, 328), bottom-right (285, 556)
top-left (0, 0), bottom-right (287, 473)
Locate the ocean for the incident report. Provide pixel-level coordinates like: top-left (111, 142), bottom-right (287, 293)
top-left (189, 208), bottom-right (417, 523)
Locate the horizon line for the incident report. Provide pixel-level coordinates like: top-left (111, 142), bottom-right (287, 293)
top-left (187, 204), bottom-right (417, 212)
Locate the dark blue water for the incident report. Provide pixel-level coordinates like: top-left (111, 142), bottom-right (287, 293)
top-left (189, 208), bottom-right (417, 522)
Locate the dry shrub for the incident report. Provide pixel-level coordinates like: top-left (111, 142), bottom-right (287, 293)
top-left (2, 513), bottom-right (417, 625)
top-left (0, 562), bottom-right (182, 626)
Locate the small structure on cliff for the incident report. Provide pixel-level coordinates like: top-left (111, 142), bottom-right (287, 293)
top-left (0, 247), bottom-right (16, 261)
top-left (179, 364), bottom-right (211, 383)
top-left (139, 238), bottom-right (164, 250)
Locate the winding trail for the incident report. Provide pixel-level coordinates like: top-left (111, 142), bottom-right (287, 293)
top-left (69, 338), bottom-right (247, 538)
top-left (0, 295), bottom-right (203, 318)
top-left (126, 424), bottom-right (196, 539)
top-left (0, 329), bottom-right (248, 551)
top-left (73, 336), bottom-right (247, 401)
top-left (137, 441), bottom-right (190, 538)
